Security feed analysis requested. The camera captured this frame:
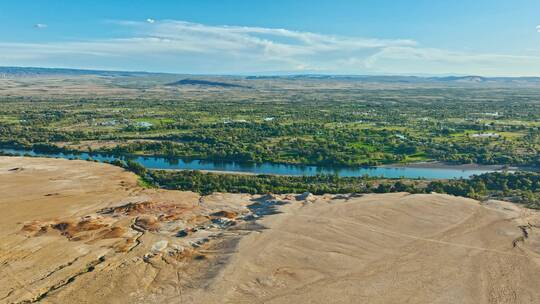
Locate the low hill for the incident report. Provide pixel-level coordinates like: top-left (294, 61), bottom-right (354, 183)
top-left (0, 66), bottom-right (161, 78)
top-left (2, 66), bottom-right (540, 87)
top-left (165, 78), bottom-right (250, 88)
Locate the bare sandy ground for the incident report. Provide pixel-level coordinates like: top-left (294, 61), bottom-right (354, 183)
top-left (1, 157), bottom-right (539, 304)
top-left (202, 194), bottom-right (540, 304)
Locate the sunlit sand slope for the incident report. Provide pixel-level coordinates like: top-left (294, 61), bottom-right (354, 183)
top-left (200, 196), bottom-right (540, 303)
top-left (1, 157), bottom-right (539, 304)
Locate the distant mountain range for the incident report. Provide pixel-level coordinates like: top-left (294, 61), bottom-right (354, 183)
top-left (246, 74), bottom-right (540, 84)
top-left (2, 66), bottom-right (540, 85)
top-left (0, 66), bottom-right (161, 77)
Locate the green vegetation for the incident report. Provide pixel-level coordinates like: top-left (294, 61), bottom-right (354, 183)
top-left (150, 170), bottom-right (540, 209)
top-left (150, 170), bottom-right (422, 195)
top-left (1, 80), bottom-right (540, 168)
top-left (2, 75), bottom-right (540, 208)
top-left (428, 171), bottom-right (540, 209)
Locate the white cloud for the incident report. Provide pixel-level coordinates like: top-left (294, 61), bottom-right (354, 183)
top-left (146, 18), bottom-right (155, 24)
top-left (363, 46), bottom-right (540, 75)
top-left (537, 25), bottom-right (540, 32)
top-left (2, 20), bottom-right (540, 75)
top-left (34, 23), bottom-right (48, 29)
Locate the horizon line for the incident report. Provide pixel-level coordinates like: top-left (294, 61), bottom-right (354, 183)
top-left (2, 65), bottom-right (540, 79)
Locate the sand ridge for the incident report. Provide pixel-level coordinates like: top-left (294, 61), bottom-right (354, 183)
top-left (0, 157), bottom-right (539, 303)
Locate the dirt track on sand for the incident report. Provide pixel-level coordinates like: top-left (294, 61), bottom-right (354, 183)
top-left (1, 157), bottom-right (539, 303)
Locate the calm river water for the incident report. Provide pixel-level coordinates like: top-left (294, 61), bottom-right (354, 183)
top-left (0, 148), bottom-right (499, 179)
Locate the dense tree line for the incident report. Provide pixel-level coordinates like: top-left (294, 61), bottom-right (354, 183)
top-left (149, 170), bottom-right (421, 196)
top-left (148, 170), bottom-right (540, 209)
top-left (428, 172), bottom-right (540, 208)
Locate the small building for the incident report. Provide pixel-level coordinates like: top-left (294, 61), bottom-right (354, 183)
top-left (471, 133), bottom-right (499, 138)
top-left (136, 121), bottom-right (153, 128)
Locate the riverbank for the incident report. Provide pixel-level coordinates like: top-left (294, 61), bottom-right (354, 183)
top-left (0, 148), bottom-right (502, 179)
top-left (382, 161), bottom-right (513, 171)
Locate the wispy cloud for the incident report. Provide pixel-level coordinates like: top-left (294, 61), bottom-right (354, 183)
top-left (2, 20), bottom-right (540, 75)
top-left (537, 25), bottom-right (540, 32)
top-left (364, 46), bottom-right (540, 76)
top-left (33, 23), bottom-right (48, 29)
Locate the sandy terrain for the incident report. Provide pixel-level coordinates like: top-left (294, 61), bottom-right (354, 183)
top-left (203, 194), bottom-right (540, 304)
top-left (0, 77), bottom-right (136, 98)
top-left (1, 157), bottom-right (539, 303)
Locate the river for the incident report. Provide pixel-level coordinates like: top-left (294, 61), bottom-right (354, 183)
top-left (0, 148), bottom-right (501, 179)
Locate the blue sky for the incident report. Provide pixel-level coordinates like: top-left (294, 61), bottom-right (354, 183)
top-left (1, 0), bottom-right (540, 76)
